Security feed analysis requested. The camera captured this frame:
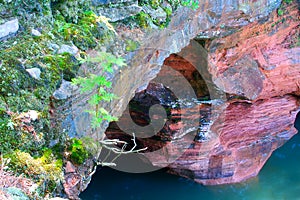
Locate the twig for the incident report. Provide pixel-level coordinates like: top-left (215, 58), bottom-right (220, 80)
top-left (97, 133), bottom-right (147, 166)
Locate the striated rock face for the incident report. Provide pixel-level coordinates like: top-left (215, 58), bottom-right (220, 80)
top-left (58, 0), bottom-right (300, 196)
top-left (105, 1), bottom-right (300, 185)
top-left (155, 2), bottom-right (299, 184)
top-left (208, 2), bottom-right (300, 100)
top-left (166, 96), bottom-right (298, 185)
top-left (61, 0), bottom-right (288, 139)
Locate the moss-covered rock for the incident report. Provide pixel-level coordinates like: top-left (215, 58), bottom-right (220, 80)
top-left (0, 0), bottom-right (118, 198)
top-left (0, 0), bottom-right (200, 198)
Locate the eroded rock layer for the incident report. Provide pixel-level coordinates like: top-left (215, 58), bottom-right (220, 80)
top-left (59, 1), bottom-right (300, 195)
top-left (155, 2), bottom-right (299, 184)
top-left (105, 2), bottom-right (300, 185)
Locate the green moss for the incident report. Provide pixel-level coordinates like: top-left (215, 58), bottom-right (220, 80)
top-left (0, 9), bottom-right (110, 121)
top-left (51, 0), bottom-right (90, 23)
top-left (68, 138), bottom-right (89, 165)
top-left (81, 136), bottom-right (100, 157)
top-left (0, 112), bottom-right (47, 155)
top-left (51, 11), bottom-right (115, 50)
top-left (0, 0), bottom-right (115, 158)
top-left (0, 0), bottom-right (53, 34)
top-left (136, 11), bottom-right (152, 28)
top-left (125, 39), bottom-right (139, 52)
top-left (277, 9), bottom-right (284, 16)
top-left (0, 0), bottom-right (123, 198)
top-left (139, 0), bottom-right (162, 9)
top-left (4, 149), bottom-right (63, 196)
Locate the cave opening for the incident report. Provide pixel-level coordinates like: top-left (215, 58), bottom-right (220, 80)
top-left (100, 39), bottom-right (220, 171)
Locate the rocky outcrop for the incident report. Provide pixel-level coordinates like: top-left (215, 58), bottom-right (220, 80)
top-left (150, 2), bottom-right (299, 184)
top-left (166, 95), bottom-right (298, 185)
top-left (105, 1), bottom-right (300, 185)
top-left (94, 0), bottom-right (142, 22)
top-left (63, 0), bottom-right (288, 139)
top-left (208, 2), bottom-right (300, 100)
top-left (58, 0), bottom-right (300, 197)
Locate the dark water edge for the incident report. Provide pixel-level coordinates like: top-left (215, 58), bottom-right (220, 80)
top-left (80, 131), bottom-right (300, 200)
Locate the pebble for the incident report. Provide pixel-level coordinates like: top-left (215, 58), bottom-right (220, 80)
top-left (26, 68), bottom-right (41, 80)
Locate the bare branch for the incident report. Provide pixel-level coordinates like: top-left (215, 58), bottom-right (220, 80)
top-left (96, 133), bottom-right (147, 166)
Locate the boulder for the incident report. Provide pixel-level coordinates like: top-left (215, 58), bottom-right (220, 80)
top-left (53, 80), bottom-right (77, 100)
top-left (0, 19), bottom-right (19, 39)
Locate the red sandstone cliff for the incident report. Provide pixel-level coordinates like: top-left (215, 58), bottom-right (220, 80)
top-left (61, 2), bottom-right (300, 197)
top-left (156, 2), bottom-right (300, 184)
top-left (106, 1), bottom-right (300, 185)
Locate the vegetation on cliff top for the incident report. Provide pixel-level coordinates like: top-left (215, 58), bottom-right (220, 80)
top-left (0, 0), bottom-right (199, 198)
top-left (0, 0), bottom-right (117, 198)
top-left (123, 0), bottom-right (199, 28)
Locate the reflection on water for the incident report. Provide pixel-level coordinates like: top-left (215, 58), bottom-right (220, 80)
top-left (80, 131), bottom-right (300, 200)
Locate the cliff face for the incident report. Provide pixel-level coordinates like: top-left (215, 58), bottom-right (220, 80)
top-left (57, 0), bottom-right (300, 197)
top-left (2, 0), bottom-right (299, 199)
top-left (62, 0), bottom-right (292, 138)
top-left (104, 1), bottom-right (300, 185)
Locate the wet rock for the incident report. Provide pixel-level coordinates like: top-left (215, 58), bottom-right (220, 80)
top-left (213, 56), bottom-right (265, 100)
top-left (0, 19), bottom-right (19, 39)
top-left (106, 2), bottom-right (300, 184)
top-left (146, 2), bottom-right (300, 185)
top-left (208, 2), bottom-right (300, 100)
top-left (49, 139), bottom-right (59, 147)
top-left (48, 43), bottom-right (60, 51)
top-left (163, 95), bottom-right (299, 185)
top-left (63, 158), bottom-right (96, 200)
top-left (48, 43), bottom-right (59, 51)
top-left (26, 68), bottom-right (41, 80)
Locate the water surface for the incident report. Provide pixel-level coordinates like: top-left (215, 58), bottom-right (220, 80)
top-left (81, 129), bottom-right (300, 200)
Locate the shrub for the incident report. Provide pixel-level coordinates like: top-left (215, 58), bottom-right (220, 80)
top-left (68, 138), bottom-right (89, 165)
top-left (4, 149), bottom-right (63, 196)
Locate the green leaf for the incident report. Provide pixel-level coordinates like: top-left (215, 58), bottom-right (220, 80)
top-left (99, 87), bottom-right (116, 101)
top-left (115, 57), bottom-right (127, 67)
top-left (71, 77), bottom-right (86, 85)
top-left (94, 75), bottom-right (112, 87)
top-left (88, 94), bottom-right (101, 105)
top-left (91, 116), bottom-right (103, 128)
top-left (278, 9), bottom-right (284, 16)
top-left (72, 51), bottom-right (126, 127)
top-left (99, 107), bottom-right (109, 115)
top-left (102, 62), bottom-right (113, 73)
top-left (80, 82), bottom-right (95, 93)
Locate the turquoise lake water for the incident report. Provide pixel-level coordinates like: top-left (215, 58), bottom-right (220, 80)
top-left (80, 119), bottom-right (300, 200)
